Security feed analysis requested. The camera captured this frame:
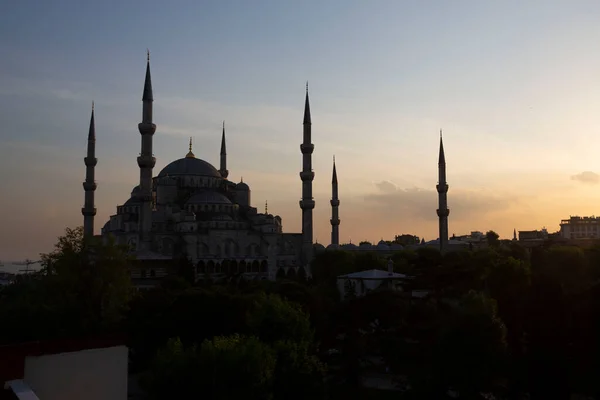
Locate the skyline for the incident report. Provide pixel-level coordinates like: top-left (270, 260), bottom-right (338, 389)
top-left (2, 1), bottom-right (600, 259)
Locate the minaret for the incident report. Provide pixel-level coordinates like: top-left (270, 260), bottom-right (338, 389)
top-left (330, 156), bottom-right (340, 247)
top-left (299, 82), bottom-right (315, 265)
top-left (136, 51), bottom-right (157, 251)
top-left (513, 228), bottom-right (517, 241)
top-left (82, 102), bottom-right (97, 240)
top-left (436, 129), bottom-right (450, 253)
top-left (219, 121), bottom-right (228, 178)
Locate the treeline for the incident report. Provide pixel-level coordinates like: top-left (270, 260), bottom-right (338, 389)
top-left (3, 228), bottom-right (600, 399)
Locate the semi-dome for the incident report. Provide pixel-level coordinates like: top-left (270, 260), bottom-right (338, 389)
top-left (158, 157), bottom-right (221, 178)
top-left (236, 181), bottom-right (249, 191)
top-left (186, 191), bottom-right (232, 205)
top-left (124, 197), bottom-right (141, 206)
top-left (314, 243), bottom-right (326, 253)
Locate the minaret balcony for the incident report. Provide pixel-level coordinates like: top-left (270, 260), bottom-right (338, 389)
top-left (83, 181), bottom-right (97, 191)
top-left (84, 157), bottom-right (98, 167)
top-left (81, 207), bottom-right (97, 217)
top-left (330, 219), bottom-right (340, 226)
top-left (300, 143), bottom-right (314, 154)
top-left (436, 209), bottom-right (450, 217)
top-left (299, 171), bottom-right (315, 181)
top-left (299, 199), bottom-right (315, 209)
top-left (330, 199), bottom-right (340, 207)
top-left (436, 184), bottom-right (448, 193)
top-left (137, 155), bottom-right (156, 169)
top-left (138, 122), bottom-right (157, 135)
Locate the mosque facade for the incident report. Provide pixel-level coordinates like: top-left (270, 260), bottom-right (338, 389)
top-left (83, 56), bottom-right (320, 281)
top-left (81, 55), bottom-right (452, 283)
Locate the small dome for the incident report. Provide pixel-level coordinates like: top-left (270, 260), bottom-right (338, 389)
top-left (124, 197), bottom-right (141, 206)
top-left (131, 185), bottom-right (141, 196)
top-left (158, 157), bottom-right (221, 178)
top-left (236, 181), bottom-right (249, 191)
top-left (359, 242), bottom-right (373, 250)
top-left (314, 243), bottom-right (326, 252)
top-left (342, 243), bottom-right (358, 250)
top-left (326, 244), bottom-right (339, 250)
top-left (376, 240), bottom-right (390, 251)
top-left (186, 191), bottom-right (232, 205)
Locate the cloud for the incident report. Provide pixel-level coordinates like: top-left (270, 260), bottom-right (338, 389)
top-left (373, 180), bottom-right (397, 193)
top-left (364, 180), bottom-right (519, 220)
top-left (571, 171), bottom-right (599, 185)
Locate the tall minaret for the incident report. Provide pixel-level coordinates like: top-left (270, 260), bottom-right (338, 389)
top-left (219, 121), bottom-right (228, 179)
top-left (436, 129), bottom-right (450, 253)
top-left (330, 156), bottom-right (340, 247)
top-left (82, 102), bottom-right (97, 240)
top-left (136, 51), bottom-right (157, 251)
top-left (299, 82), bottom-right (315, 265)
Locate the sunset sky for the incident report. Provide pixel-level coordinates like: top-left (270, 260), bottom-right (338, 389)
top-left (2, 1), bottom-right (600, 260)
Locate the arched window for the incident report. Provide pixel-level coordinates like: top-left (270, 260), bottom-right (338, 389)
top-left (260, 260), bottom-right (268, 273)
top-left (197, 261), bottom-right (205, 274)
top-left (252, 260), bottom-right (260, 272)
top-left (286, 268), bottom-right (296, 279)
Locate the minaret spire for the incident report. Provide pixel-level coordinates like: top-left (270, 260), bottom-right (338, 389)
top-left (219, 120), bottom-right (229, 178)
top-left (299, 83), bottom-right (315, 270)
top-left (330, 155), bottom-right (340, 247)
top-left (82, 102), bottom-right (98, 240)
top-left (137, 52), bottom-right (157, 251)
top-left (186, 137), bottom-right (195, 158)
top-left (436, 129), bottom-right (450, 253)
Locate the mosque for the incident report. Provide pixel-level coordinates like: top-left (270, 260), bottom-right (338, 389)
top-left (81, 54), bottom-right (451, 283)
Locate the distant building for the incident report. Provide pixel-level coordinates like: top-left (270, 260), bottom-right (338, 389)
top-left (337, 261), bottom-right (408, 301)
top-left (421, 238), bottom-right (470, 252)
top-left (559, 216), bottom-right (600, 240)
top-left (450, 231), bottom-right (485, 244)
top-left (518, 228), bottom-right (549, 242)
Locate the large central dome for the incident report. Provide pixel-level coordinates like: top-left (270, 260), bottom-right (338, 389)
top-left (158, 157), bottom-right (221, 178)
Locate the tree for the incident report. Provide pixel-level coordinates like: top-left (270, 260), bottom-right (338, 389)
top-left (394, 234), bottom-right (420, 246)
top-left (486, 230), bottom-right (500, 247)
top-left (272, 340), bottom-right (327, 400)
top-left (141, 335), bottom-right (276, 400)
top-left (198, 334), bottom-right (276, 400)
top-left (426, 292), bottom-right (508, 397)
top-left (0, 226), bottom-right (133, 344)
top-left (247, 293), bottom-right (314, 345)
top-left (41, 227), bottom-right (133, 327)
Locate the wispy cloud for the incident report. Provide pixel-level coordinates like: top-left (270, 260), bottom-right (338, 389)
top-left (364, 180), bottom-right (519, 221)
top-left (571, 171), bottom-right (599, 185)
